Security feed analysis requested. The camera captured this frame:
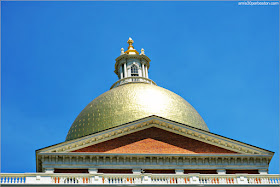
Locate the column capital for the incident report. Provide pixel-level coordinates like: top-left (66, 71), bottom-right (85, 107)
top-left (88, 168), bottom-right (98, 174)
top-left (44, 168), bottom-right (54, 173)
top-left (258, 169), bottom-right (268, 174)
top-left (217, 169), bottom-right (226, 174)
top-left (175, 169), bottom-right (184, 174)
top-left (132, 168), bottom-right (142, 174)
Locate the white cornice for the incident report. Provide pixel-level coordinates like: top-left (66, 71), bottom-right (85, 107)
top-left (37, 153), bottom-right (271, 172)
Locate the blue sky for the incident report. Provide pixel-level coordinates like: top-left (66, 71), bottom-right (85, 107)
top-left (1, 1), bottom-right (279, 173)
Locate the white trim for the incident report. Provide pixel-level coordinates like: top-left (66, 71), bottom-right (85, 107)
top-left (1, 173), bottom-right (279, 185)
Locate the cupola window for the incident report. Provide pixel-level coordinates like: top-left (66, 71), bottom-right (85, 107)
top-left (131, 65), bottom-right (139, 77)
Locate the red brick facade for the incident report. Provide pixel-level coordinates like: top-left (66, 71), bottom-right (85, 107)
top-left (226, 170), bottom-right (259, 174)
top-left (144, 169), bottom-right (175, 174)
top-left (53, 169), bottom-right (258, 174)
top-left (54, 169), bottom-right (89, 173)
top-left (98, 169), bottom-right (133, 174)
top-left (73, 127), bottom-right (237, 154)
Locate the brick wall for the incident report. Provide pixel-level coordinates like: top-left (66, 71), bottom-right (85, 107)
top-left (54, 169), bottom-right (89, 173)
top-left (184, 170), bottom-right (217, 174)
top-left (144, 169), bottom-right (175, 174)
top-left (73, 127), bottom-right (237, 154)
top-left (226, 170), bottom-right (259, 174)
top-left (98, 169), bottom-right (133, 174)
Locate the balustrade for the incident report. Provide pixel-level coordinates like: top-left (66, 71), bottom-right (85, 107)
top-left (102, 175), bottom-right (141, 184)
top-left (151, 175), bottom-right (191, 184)
top-left (110, 77), bottom-right (156, 89)
top-left (1, 173), bottom-right (279, 185)
top-left (199, 176), bottom-right (237, 184)
top-left (1, 176), bottom-right (26, 184)
top-left (248, 176), bottom-right (280, 184)
top-left (52, 176), bottom-right (89, 184)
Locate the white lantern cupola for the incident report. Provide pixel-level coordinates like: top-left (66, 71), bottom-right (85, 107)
top-left (111, 37), bottom-right (156, 89)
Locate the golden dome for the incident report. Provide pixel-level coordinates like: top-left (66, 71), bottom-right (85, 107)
top-left (66, 83), bottom-right (209, 141)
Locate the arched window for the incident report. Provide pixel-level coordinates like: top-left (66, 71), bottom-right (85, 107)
top-left (131, 65), bottom-right (139, 76)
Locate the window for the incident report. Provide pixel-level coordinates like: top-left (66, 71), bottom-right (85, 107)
top-left (131, 65), bottom-right (139, 76)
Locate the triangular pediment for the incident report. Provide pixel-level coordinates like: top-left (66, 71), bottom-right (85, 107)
top-left (73, 127), bottom-right (237, 154)
top-left (37, 115), bottom-right (273, 156)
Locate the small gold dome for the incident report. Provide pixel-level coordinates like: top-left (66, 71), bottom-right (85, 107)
top-left (66, 83), bottom-right (209, 141)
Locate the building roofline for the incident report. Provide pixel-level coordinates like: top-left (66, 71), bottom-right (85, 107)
top-left (36, 115), bottom-right (274, 154)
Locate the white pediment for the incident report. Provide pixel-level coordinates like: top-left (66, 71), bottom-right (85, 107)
top-left (37, 116), bottom-right (273, 156)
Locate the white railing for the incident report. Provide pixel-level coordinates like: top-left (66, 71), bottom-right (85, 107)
top-left (1, 173), bottom-right (280, 185)
top-left (110, 77), bottom-right (156, 89)
top-left (248, 176), bottom-right (280, 184)
top-left (52, 175), bottom-right (90, 184)
top-left (199, 175), bottom-right (238, 184)
top-left (1, 174), bottom-right (26, 184)
top-left (102, 175), bottom-right (142, 184)
top-left (151, 175), bottom-right (191, 184)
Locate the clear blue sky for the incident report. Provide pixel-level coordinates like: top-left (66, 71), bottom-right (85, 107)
top-left (1, 1), bottom-right (279, 173)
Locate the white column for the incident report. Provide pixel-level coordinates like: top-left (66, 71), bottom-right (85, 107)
top-left (120, 67), bottom-right (123, 79)
top-left (145, 65), bottom-right (148, 78)
top-left (142, 63), bottom-right (145, 78)
top-left (124, 63), bottom-right (127, 78)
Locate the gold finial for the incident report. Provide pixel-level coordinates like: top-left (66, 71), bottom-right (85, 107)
top-left (124, 37), bottom-right (139, 55)
top-left (127, 37), bottom-right (134, 50)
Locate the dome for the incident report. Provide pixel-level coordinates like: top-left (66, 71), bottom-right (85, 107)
top-left (66, 83), bottom-right (209, 141)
